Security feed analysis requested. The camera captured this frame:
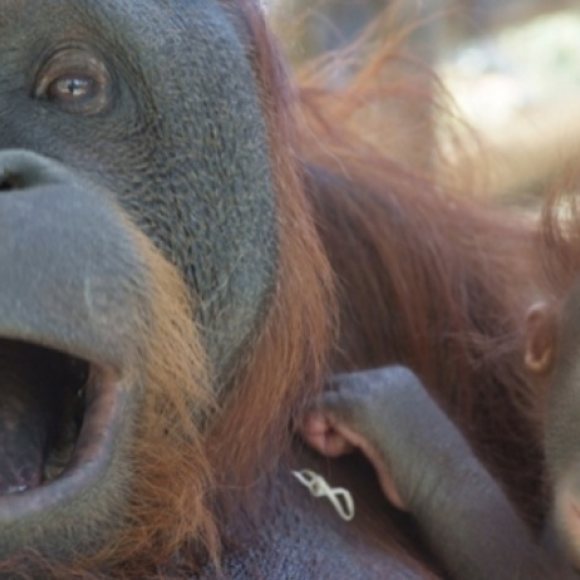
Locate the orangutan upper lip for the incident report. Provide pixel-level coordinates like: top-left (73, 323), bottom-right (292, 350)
top-left (0, 337), bottom-right (126, 521)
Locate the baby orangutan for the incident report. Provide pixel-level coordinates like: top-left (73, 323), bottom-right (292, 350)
top-left (301, 287), bottom-right (580, 579)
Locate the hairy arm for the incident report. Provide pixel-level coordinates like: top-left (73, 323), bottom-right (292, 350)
top-left (301, 366), bottom-right (574, 580)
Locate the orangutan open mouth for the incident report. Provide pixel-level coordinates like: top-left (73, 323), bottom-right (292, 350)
top-left (0, 338), bottom-right (123, 515)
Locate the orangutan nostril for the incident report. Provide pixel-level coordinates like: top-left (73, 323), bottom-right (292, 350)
top-left (0, 172), bottom-right (25, 192)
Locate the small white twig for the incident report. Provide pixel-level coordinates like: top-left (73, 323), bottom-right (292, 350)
top-left (292, 469), bottom-right (355, 522)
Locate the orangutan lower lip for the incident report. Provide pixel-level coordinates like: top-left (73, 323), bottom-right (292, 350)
top-left (0, 340), bottom-right (127, 521)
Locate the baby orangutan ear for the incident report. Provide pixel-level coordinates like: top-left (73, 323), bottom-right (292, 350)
top-left (525, 302), bottom-right (557, 376)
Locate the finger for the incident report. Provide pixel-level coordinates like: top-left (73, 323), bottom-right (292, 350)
top-left (311, 386), bottom-right (368, 424)
top-left (299, 410), bottom-right (356, 458)
top-left (301, 410), bottom-right (408, 511)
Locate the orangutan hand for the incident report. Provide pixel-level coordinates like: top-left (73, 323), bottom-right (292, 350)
top-left (300, 366), bottom-right (475, 513)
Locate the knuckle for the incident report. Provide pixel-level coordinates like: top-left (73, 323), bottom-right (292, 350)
top-left (385, 365), bottom-right (422, 389)
top-left (319, 390), bottom-right (357, 417)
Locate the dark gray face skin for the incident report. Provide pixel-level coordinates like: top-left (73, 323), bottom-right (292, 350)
top-left (0, 0), bottom-right (276, 564)
top-left (0, 0), bottom-right (277, 375)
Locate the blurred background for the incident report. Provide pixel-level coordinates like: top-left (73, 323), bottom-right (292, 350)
top-left (267, 0), bottom-right (580, 208)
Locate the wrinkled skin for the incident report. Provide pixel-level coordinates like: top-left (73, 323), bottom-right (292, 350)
top-left (0, 1), bottom-right (425, 576)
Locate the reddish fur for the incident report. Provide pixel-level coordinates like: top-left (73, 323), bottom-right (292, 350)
top-left (219, 0), bottom-right (548, 562)
top-left (292, 14), bottom-right (545, 523)
top-left (9, 1), bottom-right (574, 577)
top-left (538, 187), bottom-right (580, 300)
top-left (208, 0), bottom-right (545, 570)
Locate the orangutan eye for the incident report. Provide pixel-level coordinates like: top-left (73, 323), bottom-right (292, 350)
top-left (49, 76), bottom-right (96, 101)
top-left (34, 48), bottom-right (112, 116)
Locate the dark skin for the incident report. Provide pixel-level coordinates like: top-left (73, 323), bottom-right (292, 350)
top-left (0, 1), bottom-right (426, 576)
top-left (301, 292), bottom-right (580, 579)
